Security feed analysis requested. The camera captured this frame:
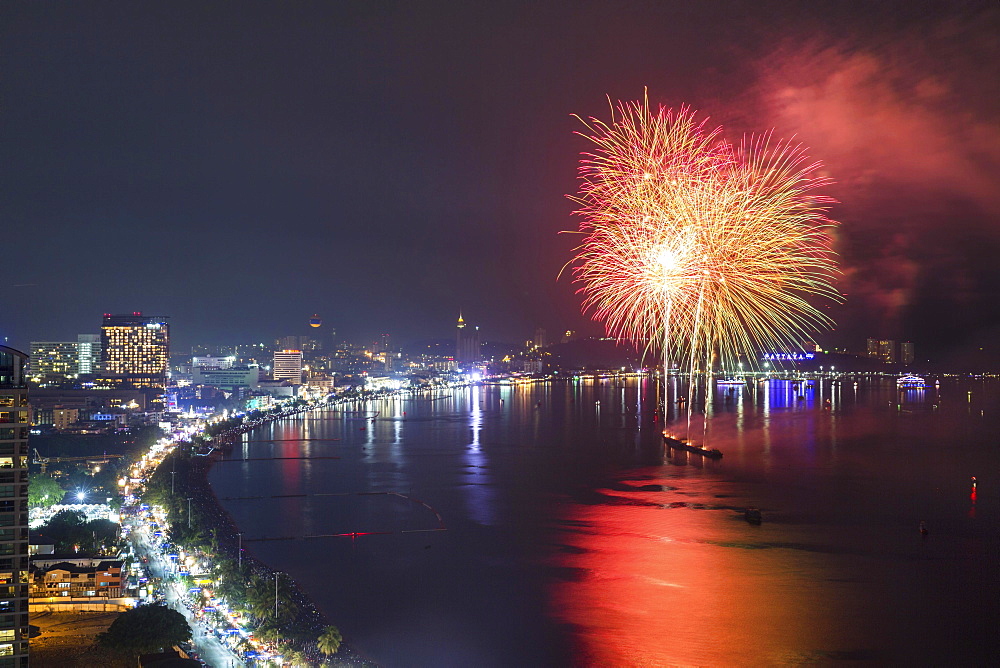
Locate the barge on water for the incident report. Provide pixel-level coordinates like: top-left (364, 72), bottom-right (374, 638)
top-left (662, 434), bottom-right (723, 459)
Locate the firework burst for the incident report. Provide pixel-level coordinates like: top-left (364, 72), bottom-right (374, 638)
top-left (568, 96), bottom-right (840, 374)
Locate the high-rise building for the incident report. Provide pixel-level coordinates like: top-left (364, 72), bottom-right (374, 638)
top-left (77, 334), bottom-right (102, 375)
top-left (866, 338), bottom-right (896, 364)
top-left (900, 341), bottom-right (915, 366)
top-left (878, 340), bottom-right (896, 364)
top-left (866, 338), bottom-right (879, 358)
top-left (99, 312), bottom-right (170, 388)
top-left (28, 342), bottom-right (79, 381)
top-left (455, 313), bottom-right (481, 367)
top-left (273, 350), bottom-right (303, 383)
top-left (0, 346), bottom-right (30, 666)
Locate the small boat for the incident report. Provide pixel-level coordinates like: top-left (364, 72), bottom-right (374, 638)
top-left (745, 507), bottom-right (762, 524)
top-left (716, 378), bottom-right (744, 386)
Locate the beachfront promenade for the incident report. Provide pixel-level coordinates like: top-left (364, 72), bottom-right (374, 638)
top-left (131, 521), bottom-right (242, 667)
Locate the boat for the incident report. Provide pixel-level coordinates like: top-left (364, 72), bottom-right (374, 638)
top-left (896, 374), bottom-right (926, 387)
top-left (745, 507), bottom-right (762, 524)
top-left (663, 434), bottom-right (723, 459)
top-left (716, 378), bottom-right (745, 386)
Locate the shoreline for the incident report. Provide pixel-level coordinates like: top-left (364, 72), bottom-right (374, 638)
top-left (141, 400), bottom-right (377, 666)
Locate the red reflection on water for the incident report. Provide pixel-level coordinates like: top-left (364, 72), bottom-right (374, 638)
top-left (548, 483), bottom-right (840, 666)
top-left (970, 477), bottom-right (977, 518)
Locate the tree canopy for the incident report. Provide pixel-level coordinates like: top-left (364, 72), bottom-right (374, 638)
top-left (36, 510), bottom-right (119, 554)
top-left (96, 604), bottom-right (191, 656)
top-left (28, 473), bottom-right (65, 508)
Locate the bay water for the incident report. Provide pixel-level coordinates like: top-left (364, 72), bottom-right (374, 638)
top-left (207, 376), bottom-right (999, 666)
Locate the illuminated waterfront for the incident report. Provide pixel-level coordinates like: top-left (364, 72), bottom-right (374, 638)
top-left (209, 376), bottom-right (999, 666)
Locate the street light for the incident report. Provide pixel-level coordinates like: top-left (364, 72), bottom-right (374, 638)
top-left (187, 497), bottom-right (193, 530)
top-left (237, 533), bottom-right (242, 571)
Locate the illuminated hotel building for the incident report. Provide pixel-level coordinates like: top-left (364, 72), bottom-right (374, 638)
top-left (273, 350), bottom-right (304, 383)
top-left (99, 313), bottom-right (170, 388)
top-left (0, 346), bottom-right (30, 666)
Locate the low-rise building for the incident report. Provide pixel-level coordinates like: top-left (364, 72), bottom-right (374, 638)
top-left (29, 558), bottom-right (123, 599)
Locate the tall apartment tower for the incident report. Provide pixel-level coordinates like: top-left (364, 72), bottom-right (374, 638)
top-left (900, 341), bottom-right (915, 366)
top-left (455, 313), bottom-right (481, 368)
top-left (273, 350), bottom-right (304, 383)
top-left (77, 334), bottom-right (102, 375)
top-left (0, 346), bottom-right (30, 666)
top-left (99, 312), bottom-right (170, 388)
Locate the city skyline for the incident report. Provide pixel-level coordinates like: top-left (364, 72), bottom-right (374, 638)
top-left (4, 2), bottom-right (999, 360)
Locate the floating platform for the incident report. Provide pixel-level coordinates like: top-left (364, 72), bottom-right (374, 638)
top-left (662, 434), bottom-right (723, 459)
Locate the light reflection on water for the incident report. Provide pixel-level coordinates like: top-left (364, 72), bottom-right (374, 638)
top-left (209, 377), bottom-right (999, 666)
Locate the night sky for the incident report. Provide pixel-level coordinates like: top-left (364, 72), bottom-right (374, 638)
top-left (4, 1), bottom-right (998, 361)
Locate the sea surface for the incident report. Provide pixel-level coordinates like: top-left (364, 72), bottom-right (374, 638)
top-left (208, 376), bottom-right (999, 666)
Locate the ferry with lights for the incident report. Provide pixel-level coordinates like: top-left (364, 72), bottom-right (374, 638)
top-left (896, 374), bottom-right (926, 387)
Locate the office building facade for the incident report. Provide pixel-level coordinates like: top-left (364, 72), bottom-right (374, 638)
top-left (0, 347), bottom-right (29, 666)
top-left (76, 334), bottom-right (102, 375)
top-left (28, 342), bottom-right (78, 381)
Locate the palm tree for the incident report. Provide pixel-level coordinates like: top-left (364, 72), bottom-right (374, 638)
top-left (317, 625), bottom-right (342, 656)
top-left (286, 650), bottom-right (309, 667)
top-left (244, 573), bottom-right (297, 623)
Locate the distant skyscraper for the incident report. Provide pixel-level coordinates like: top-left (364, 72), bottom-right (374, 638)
top-left (0, 346), bottom-right (30, 666)
top-left (533, 328), bottom-right (547, 350)
top-left (900, 341), bottom-right (914, 366)
top-left (273, 350), bottom-right (303, 383)
top-left (100, 312), bottom-right (170, 388)
top-left (28, 341), bottom-right (78, 380)
top-left (77, 334), bottom-right (101, 375)
top-left (455, 313), bottom-right (481, 367)
top-left (866, 338), bottom-right (879, 358)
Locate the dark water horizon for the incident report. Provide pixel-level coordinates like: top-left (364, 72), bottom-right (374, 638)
top-left (208, 376), bottom-right (999, 666)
